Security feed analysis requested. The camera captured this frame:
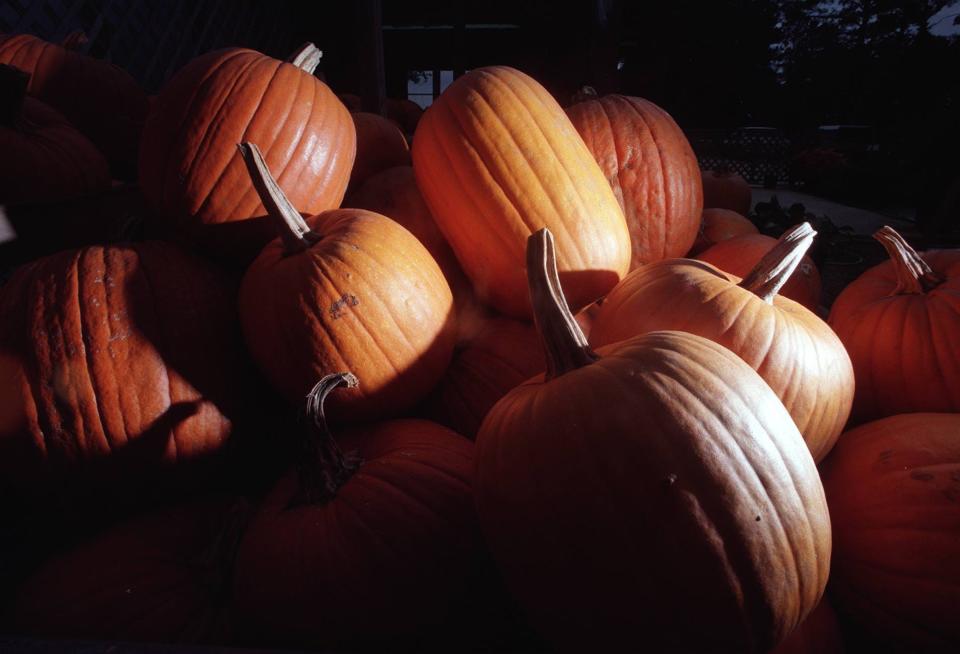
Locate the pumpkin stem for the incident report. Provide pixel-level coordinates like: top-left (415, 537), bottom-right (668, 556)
top-left (287, 43), bottom-right (323, 75)
top-left (0, 64), bottom-right (28, 127)
top-left (61, 30), bottom-right (89, 51)
top-left (237, 142), bottom-right (320, 255)
top-left (739, 222), bottom-right (817, 304)
top-left (873, 225), bottom-right (943, 294)
top-left (293, 373), bottom-right (362, 506)
top-left (193, 498), bottom-right (255, 601)
top-left (527, 228), bottom-right (599, 379)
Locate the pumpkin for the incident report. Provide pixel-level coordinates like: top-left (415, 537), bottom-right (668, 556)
top-left (337, 92), bottom-right (362, 112)
top-left (60, 30), bottom-right (89, 52)
top-left (698, 231), bottom-right (822, 310)
top-left (237, 143), bottom-right (455, 421)
top-left (346, 166), bottom-right (459, 282)
top-left (474, 228), bottom-right (831, 651)
top-left (590, 223), bottom-right (853, 462)
top-left (702, 168), bottom-right (752, 215)
top-left (822, 412), bottom-right (960, 649)
top-left (0, 33), bottom-right (148, 178)
top-left (689, 207), bottom-right (759, 255)
top-left (0, 241), bottom-right (249, 506)
top-left (348, 111), bottom-right (410, 190)
top-left (0, 64), bottom-right (110, 206)
top-left (772, 599), bottom-right (845, 654)
top-left (423, 315), bottom-right (545, 439)
top-left (828, 226), bottom-right (960, 423)
top-left (139, 44), bottom-right (354, 263)
top-left (344, 165), bottom-right (475, 330)
top-left (233, 373), bottom-right (478, 648)
top-left (384, 97), bottom-right (424, 135)
top-left (566, 94), bottom-right (703, 268)
top-left (412, 66), bottom-right (630, 319)
top-left (11, 496), bottom-right (246, 643)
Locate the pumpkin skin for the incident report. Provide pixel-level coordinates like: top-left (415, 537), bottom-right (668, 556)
top-left (337, 92), bottom-right (362, 112)
top-left (233, 376), bottom-right (478, 649)
top-left (591, 224), bottom-right (853, 462)
top-left (828, 227), bottom-right (960, 423)
top-left (821, 413), bottom-right (960, 649)
top-left (412, 66), bottom-right (630, 319)
top-left (237, 144), bottom-right (455, 421)
top-left (702, 168), bottom-right (752, 215)
top-left (689, 207), bottom-right (758, 255)
top-left (348, 112), bottom-right (410, 189)
top-left (385, 97), bottom-right (424, 135)
top-left (0, 242), bottom-right (248, 504)
top-left (0, 66), bottom-right (110, 206)
top-left (566, 94), bottom-right (703, 269)
top-left (699, 233), bottom-right (822, 310)
top-left (0, 33), bottom-right (148, 177)
top-left (475, 229), bottom-right (831, 652)
top-left (345, 164), bottom-right (472, 315)
top-left (11, 497), bottom-right (242, 644)
top-left (139, 46), bottom-right (355, 260)
top-left (423, 316), bottom-right (545, 439)
top-left (772, 599), bottom-right (845, 654)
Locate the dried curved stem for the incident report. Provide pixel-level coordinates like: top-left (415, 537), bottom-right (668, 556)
top-left (739, 222), bottom-right (817, 303)
top-left (292, 373), bottom-right (362, 507)
top-left (527, 228), bottom-right (599, 379)
top-left (0, 64), bottom-right (28, 126)
top-left (874, 226), bottom-right (943, 294)
top-left (287, 43), bottom-right (323, 74)
top-left (237, 142), bottom-right (320, 255)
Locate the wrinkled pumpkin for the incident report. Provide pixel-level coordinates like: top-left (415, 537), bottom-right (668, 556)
top-left (475, 228), bottom-right (831, 652)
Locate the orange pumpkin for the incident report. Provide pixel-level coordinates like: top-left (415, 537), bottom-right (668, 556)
top-left (233, 373), bottom-right (478, 648)
top-left (474, 228), bottom-right (830, 651)
top-left (0, 65), bottom-right (110, 206)
top-left (0, 33), bottom-right (148, 177)
top-left (423, 315), bottom-right (545, 439)
top-left (139, 44), bottom-right (354, 262)
top-left (0, 242), bottom-right (249, 506)
top-left (590, 224), bottom-right (853, 462)
top-left (698, 232), bottom-right (822, 310)
top-left (822, 412), bottom-right (960, 650)
top-left (236, 143), bottom-right (455, 422)
top-left (412, 66), bottom-right (630, 319)
top-left (702, 168), bottom-right (752, 214)
top-left (384, 97), bottom-right (424, 135)
top-left (566, 94), bottom-right (703, 268)
top-left (13, 497), bottom-right (244, 643)
top-left (689, 207), bottom-right (759, 255)
top-left (345, 165), bottom-right (474, 326)
top-left (772, 599), bottom-right (845, 654)
top-left (828, 226), bottom-right (960, 423)
top-left (348, 112), bottom-right (410, 190)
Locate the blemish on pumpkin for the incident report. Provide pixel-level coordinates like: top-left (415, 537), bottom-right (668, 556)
top-left (878, 449), bottom-right (894, 463)
top-left (910, 470), bottom-right (935, 482)
top-left (662, 473), bottom-right (677, 489)
top-left (755, 515), bottom-right (761, 522)
top-left (943, 488), bottom-right (959, 504)
top-left (329, 293), bottom-right (359, 319)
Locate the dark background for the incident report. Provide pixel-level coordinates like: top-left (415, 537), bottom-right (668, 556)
top-left (3, 0), bottom-right (960, 235)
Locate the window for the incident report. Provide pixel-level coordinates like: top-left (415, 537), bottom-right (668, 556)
top-left (407, 69), bottom-right (455, 108)
top-left (407, 70), bottom-right (433, 109)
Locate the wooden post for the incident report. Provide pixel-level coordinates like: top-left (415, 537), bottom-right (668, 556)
top-left (357, 0), bottom-right (385, 115)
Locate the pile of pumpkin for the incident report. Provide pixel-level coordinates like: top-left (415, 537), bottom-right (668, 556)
top-left (1, 33), bottom-right (958, 653)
